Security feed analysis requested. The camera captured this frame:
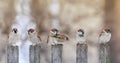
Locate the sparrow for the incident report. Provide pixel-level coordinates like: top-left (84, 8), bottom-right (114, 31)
top-left (76, 29), bottom-right (86, 44)
top-left (27, 28), bottom-right (42, 46)
top-left (8, 28), bottom-right (21, 46)
top-left (99, 27), bottom-right (111, 44)
top-left (47, 28), bottom-right (69, 45)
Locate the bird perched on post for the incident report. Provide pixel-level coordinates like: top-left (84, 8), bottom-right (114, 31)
top-left (99, 27), bottom-right (111, 44)
top-left (76, 29), bottom-right (86, 44)
top-left (47, 28), bottom-right (69, 45)
top-left (8, 28), bottom-right (21, 46)
top-left (27, 28), bottom-right (42, 46)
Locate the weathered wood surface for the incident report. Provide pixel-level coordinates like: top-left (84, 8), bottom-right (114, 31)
top-left (76, 43), bottom-right (87, 63)
top-left (7, 45), bottom-right (19, 63)
top-left (99, 43), bottom-right (110, 63)
top-left (51, 44), bottom-right (63, 63)
top-left (30, 45), bottom-right (41, 63)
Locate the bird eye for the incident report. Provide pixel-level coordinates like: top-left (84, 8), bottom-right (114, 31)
top-left (105, 29), bottom-right (111, 33)
top-left (12, 28), bottom-right (17, 34)
top-left (28, 29), bottom-right (35, 33)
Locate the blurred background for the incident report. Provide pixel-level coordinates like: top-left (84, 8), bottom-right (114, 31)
top-left (0, 0), bottom-right (118, 63)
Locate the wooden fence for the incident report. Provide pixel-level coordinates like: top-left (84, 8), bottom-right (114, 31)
top-left (7, 42), bottom-right (110, 63)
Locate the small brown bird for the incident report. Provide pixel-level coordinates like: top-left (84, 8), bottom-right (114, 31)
top-left (99, 27), bottom-right (111, 44)
top-left (27, 28), bottom-right (42, 45)
top-left (76, 29), bottom-right (86, 44)
top-left (47, 28), bottom-right (69, 45)
top-left (8, 28), bottom-right (21, 46)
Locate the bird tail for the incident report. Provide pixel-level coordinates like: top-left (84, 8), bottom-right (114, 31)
top-left (66, 36), bottom-right (69, 40)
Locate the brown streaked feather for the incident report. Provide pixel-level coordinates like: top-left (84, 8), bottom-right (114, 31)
top-left (28, 29), bottom-right (35, 33)
top-left (37, 35), bottom-right (42, 41)
top-left (55, 34), bottom-right (69, 40)
top-left (103, 26), bottom-right (111, 33)
top-left (99, 31), bottom-right (104, 37)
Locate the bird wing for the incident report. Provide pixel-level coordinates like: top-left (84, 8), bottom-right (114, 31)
top-left (37, 35), bottom-right (42, 41)
top-left (47, 36), bottom-right (49, 44)
top-left (56, 34), bottom-right (68, 40)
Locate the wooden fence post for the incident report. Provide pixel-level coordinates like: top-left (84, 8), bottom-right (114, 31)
top-left (51, 44), bottom-right (63, 63)
top-left (99, 43), bottom-right (110, 63)
top-left (30, 45), bottom-right (41, 63)
top-left (7, 45), bottom-right (19, 63)
top-left (76, 43), bottom-right (87, 63)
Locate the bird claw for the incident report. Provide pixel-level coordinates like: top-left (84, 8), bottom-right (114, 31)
top-left (32, 42), bottom-right (41, 46)
top-left (78, 41), bottom-right (87, 44)
top-left (11, 44), bottom-right (18, 47)
top-left (51, 42), bottom-right (58, 45)
top-left (51, 43), bottom-right (56, 45)
top-left (32, 43), bottom-right (37, 46)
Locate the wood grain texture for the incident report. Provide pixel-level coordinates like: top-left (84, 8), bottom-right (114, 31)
top-left (99, 43), bottom-right (110, 63)
top-left (7, 45), bottom-right (19, 63)
top-left (30, 45), bottom-right (41, 63)
top-left (51, 44), bottom-right (63, 63)
top-left (76, 43), bottom-right (87, 63)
